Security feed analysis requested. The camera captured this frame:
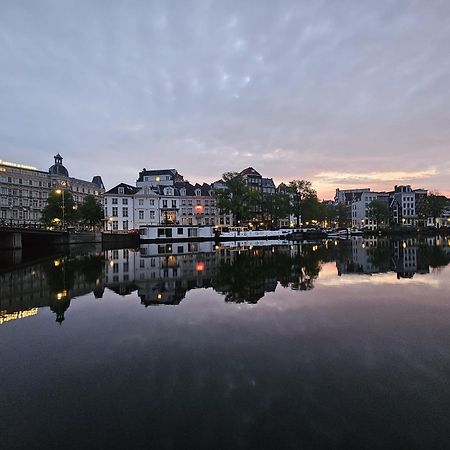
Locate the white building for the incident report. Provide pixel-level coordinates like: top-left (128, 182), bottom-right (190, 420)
top-left (335, 188), bottom-right (371, 205)
top-left (104, 169), bottom-right (231, 231)
top-left (351, 192), bottom-right (389, 230)
top-left (390, 185), bottom-right (427, 227)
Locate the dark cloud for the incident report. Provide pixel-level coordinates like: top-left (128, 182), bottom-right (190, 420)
top-left (1, 0), bottom-right (449, 197)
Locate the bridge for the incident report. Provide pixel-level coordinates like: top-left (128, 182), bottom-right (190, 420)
top-left (0, 226), bottom-right (69, 249)
top-left (0, 224), bottom-right (138, 250)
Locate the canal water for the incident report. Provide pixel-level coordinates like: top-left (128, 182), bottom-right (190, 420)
top-left (1, 237), bottom-right (450, 449)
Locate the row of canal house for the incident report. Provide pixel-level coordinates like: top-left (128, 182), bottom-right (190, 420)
top-left (104, 169), bottom-right (233, 231)
top-left (104, 166), bottom-right (296, 232)
top-left (336, 185), bottom-right (431, 230)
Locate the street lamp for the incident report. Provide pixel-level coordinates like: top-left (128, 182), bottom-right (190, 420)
top-left (55, 189), bottom-right (65, 229)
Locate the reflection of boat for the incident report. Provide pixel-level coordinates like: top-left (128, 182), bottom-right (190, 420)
top-left (218, 227), bottom-right (298, 240)
top-left (219, 239), bottom-right (291, 248)
top-left (287, 228), bottom-right (327, 240)
top-left (327, 228), bottom-right (363, 238)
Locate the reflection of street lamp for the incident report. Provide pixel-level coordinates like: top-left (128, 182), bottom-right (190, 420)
top-left (108, 216), bottom-right (113, 232)
top-left (55, 189), bottom-right (65, 229)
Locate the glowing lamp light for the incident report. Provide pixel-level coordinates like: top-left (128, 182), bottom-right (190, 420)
top-left (157, 293), bottom-right (162, 300)
top-left (53, 259), bottom-right (61, 267)
top-left (195, 205), bottom-right (204, 214)
top-left (196, 262), bottom-right (205, 272)
top-left (56, 290), bottom-right (67, 300)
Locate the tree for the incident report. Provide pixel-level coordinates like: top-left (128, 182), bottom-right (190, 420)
top-left (422, 193), bottom-right (449, 227)
top-left (78, 195), bottom-right (104, 229)
top-left (262, 192), bottom-right (291, 228)
top-left (367, 200), bottom-right (390, 229)
top-left (41, 189), bottom-right (78, 227)
top-left (214, 172), bottom-right (258, 226)
top-left (288, 180), bottom-right (317, 226)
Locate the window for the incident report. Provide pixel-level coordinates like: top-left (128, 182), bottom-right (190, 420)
top-left (112, 207), bottom-right (118, 217)
top-left (118, 187), bottom-right (124, 194)
top-left (172, 200), bottom-right (177, 208)
top-left (139, 210), bottom-right (144, 220)
top-left (122, 207), bottom-right (128, 217)
top-left (112, 221), bottom-right (118, 230)
top-left (149, 210), bottom-right (155, 220)
top-left (122, 198), bottom-right (128, 205)
top-left (123, 220), bottom-right (128, 230)
top-left (163, 200), bottom-right (168, 208)
top-left (149, 199), bottom-right (155, 206)
top-left (112, 198), bottom-right (118, 204)
top-left (177, 227), bottom-right (183, 235)
top-left (138, 199), bottom-right (144, 206)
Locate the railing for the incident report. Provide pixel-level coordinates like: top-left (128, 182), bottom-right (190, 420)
top-left (0, 220), bottom-right (48, 230)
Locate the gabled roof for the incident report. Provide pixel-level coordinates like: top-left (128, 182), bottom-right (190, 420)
top-left (91, 176), bottom-right (105, 189)
top-left (240, 167), bottom-right (262, 177)
top-left (137, 168), bottom-right (180, 182)
top-left (105, 183), bottom-right (139, 195)
top-left (261, 177), bottom-right (276, 189)
top-left (173, 181), bottom-right (213, 196)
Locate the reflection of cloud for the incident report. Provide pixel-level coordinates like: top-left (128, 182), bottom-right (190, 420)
top-left (318, 274), bottom-right (442, 288)
top-left (315, 168), bottom-right (438, 184)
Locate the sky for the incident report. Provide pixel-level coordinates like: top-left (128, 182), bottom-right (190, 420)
top-left (1, 0), bottom-right (449, 199)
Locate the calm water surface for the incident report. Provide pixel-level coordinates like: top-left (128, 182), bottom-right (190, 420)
top-left (1, 237), bottom-right (450, 449)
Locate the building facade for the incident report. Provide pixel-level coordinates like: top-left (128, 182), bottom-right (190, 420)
top-left (351, 191), bottom-right (389, 230)
top-left (104, 169), bottom-right (231, 231)
top-left (0, 155), bottom-right (104, 225)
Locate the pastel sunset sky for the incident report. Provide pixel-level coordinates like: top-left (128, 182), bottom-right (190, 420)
top-left (1, 0), bottom-right (449, 198)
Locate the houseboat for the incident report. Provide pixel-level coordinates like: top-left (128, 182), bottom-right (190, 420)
top-left (139, 225), bottom-right (215, 242)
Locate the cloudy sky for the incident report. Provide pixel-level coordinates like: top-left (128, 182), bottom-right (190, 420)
top-left (1, 0), bottom-right (449, 198)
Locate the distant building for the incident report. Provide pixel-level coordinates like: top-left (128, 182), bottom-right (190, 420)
top-left (335, 188), bottom-right (371, 205)
top-left (351, 191), bottom-right (389, 230)
top-left (0, 154), bottom-right (104, 225)
top-left (390, 185), bottom-right (428, 227)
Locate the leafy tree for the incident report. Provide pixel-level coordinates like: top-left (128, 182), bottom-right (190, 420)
top-left (288, 180), bottom-right (317, 226)
top-left (78, 195), bottom-right (104, 229)
top-left (367, 200), bottom-right (390, 229)
top-left (261, 192), bottom-right (291, 228)
top-left (41, 189), bottom-right (78, 227)
top-left (422, 193), bottom-right (449, 226)
top-left (214, 172), bottom-right (258, 226)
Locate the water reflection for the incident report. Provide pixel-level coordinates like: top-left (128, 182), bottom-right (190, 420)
top-left (1, 237), bottom-right (449, 326)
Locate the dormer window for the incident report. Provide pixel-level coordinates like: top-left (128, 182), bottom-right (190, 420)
top-left (180, 188), bottom-right (186, 196)
top-left (118, 187), bottom-right (124, 194)
top-left (195, 189), bottom-right (201, 196)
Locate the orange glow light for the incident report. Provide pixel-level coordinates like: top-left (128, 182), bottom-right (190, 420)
top-left (196, 262), bottom-right (205, 272)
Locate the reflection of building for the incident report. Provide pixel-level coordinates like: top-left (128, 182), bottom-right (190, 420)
top-left (0, 252), bottom-right (105, 323)
top-left (104, 243), bottom-right (232, 305)
top-left (336, 237), bottom-right (446, 278)
top-left (0, 154), bottom-right (104, 224)
top-left (0, 308), bottom-right (38, 325)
